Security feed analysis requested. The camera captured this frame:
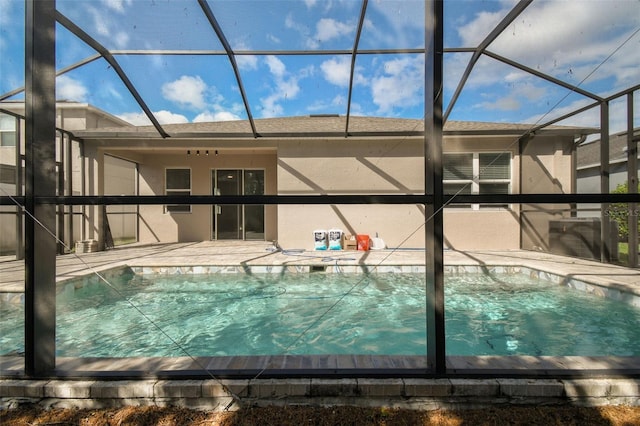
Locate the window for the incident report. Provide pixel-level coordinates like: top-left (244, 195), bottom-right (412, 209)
top-left (0, 164), bottom-right (16, 185)
top-left (444, 152), bottom-right (511, 209)
top-left (0, 114), bottom-right (17, 147)
top-left (165, 168), bottom-right (191, 213)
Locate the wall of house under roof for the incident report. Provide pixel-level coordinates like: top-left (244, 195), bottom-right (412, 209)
top-left (86, 131), bottom-right (576, 252)
top-left (134, 150), bottom-right (277, 243)
top-left (276, 137), bottom-right (426, 249)
top-left (276, 136), bottom-right (524, 251)
top-left (441, 137), bottom-right (521, 251)
top-left (520, 134), bottom-right (575, 251)
top-left (0, 102), bottom-right (130, 255)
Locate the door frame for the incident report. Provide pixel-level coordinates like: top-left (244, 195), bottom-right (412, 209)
top-left (211, 168), bottom-right (265, 240)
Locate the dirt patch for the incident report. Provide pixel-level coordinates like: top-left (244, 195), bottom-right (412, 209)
top-left (2, 405), bottom-right (640, 425)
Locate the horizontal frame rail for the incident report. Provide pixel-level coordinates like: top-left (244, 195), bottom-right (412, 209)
top-left (2, 193), bottom-right (639, 206)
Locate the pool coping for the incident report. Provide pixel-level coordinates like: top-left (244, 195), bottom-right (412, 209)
top-left (2, 376), bottom-right (639, 411)
top-left (2, 260), bottom-right (639, 309)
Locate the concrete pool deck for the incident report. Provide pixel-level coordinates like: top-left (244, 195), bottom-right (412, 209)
top-left (1, 242), bottom-right (639, 408)
top-left (1, 240), bottom-right (639, 294)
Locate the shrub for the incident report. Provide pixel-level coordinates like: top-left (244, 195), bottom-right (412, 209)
top-left (607, 182), bottom-right (640, 239)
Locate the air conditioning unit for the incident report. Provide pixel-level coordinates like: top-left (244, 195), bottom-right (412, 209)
top-left (548, 218), bottom-right (618, 261)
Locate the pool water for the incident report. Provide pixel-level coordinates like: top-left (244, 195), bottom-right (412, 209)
top-left (1, 271), bottom-right (639, 357)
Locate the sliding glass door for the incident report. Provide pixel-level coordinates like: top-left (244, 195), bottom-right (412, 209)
top-left (212, 169), bottom-right (264, 240)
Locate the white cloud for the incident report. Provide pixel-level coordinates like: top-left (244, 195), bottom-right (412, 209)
top-left (366, 0), bottom-right (425, 47)
top-left (161, 75), bottom-right (208, 110)
top-left (117, 110), bottom-right (189, 126)
top-left (236, 54), bottom-right (259, 70)
top-left (260, 94), bottom-right (284, 118)
top-left (193, 110), bottom-right (241, 122)
top-left (233, 41), bottom-right (259, 70)
top-left (315, 18), bottom-right (352, 43)
top-left (0, 0), bottom-right (13, 26)
top-left (85, 3), bottom-right (129, 48)
top-left (265, 56), bottom-right (286, 78)
top-left (101, 0), bottom-right (132, 13)
top-left (371, 56), bottom-right (424, 114)
top-left (458, 1), bottom-right (640, 88)
top-left (285, 13), bottom-right (308, 36)
top-left (86, 5), bottom-right (111, 37)
top-left (154, 110), bottom-right (189, 125)
top-left (321, 57), bottom-right (351, 87)
top-left (259, 56), bottom-right (302, 118)
top-left (57, 75), bottom-right (88, 102)
top-left (320, 56), bottom-right (366, 88)
top-left (444, 0), bottom-right (639, 124)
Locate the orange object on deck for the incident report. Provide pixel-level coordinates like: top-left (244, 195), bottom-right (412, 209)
top-left (356, 234), bottom-right (370, 251)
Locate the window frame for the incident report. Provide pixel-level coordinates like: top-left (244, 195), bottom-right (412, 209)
top-left (0, 114), bottom-right (17, 147)
top-left (164, 167), bottom-right (192, 214)
top-left (443, 151), bottom-right (512, 210)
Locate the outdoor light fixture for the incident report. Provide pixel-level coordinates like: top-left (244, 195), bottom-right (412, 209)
top-left (215, 150), bottom-right (219, 156)
top-left (196, 150), bottom-right (200, 156)
top-left (187, 150), bottom-right (191, 155)
top-left (206, 150), bottom-right (209, 156)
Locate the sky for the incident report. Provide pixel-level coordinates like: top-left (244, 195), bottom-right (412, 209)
top-left (0, 0), bottom-right (639, 133)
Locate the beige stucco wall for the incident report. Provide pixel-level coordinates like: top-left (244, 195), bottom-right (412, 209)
top-left (127, 149), bottom-right (277, 244)
top-left (85, 131), bottom-right (575, 252)
top-left (276, 136), bottom-right (523, 250)
top-left (440, 136), bottom-right (521, 250)
top-left (520, 135), bottom-right (575, 251)
top-left (276, 138), bottom-right (427, 249)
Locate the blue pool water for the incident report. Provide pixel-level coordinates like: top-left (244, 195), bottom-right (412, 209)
top-left (1, 271), bottom-right (639, 357)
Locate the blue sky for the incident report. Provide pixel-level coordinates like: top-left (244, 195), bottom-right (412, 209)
top-left (1, 0), bottom-right (638, 133)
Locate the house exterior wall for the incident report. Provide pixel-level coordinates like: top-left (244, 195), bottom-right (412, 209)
top-left (122, 149), bottom-right (278, 244)
top-left (93, 132), bottom-right (575, 252)
top-left (441, 136), bottom-right (521, 251)
top-left (0, 102), bottom-right (131, 255)
top-left (276, 136), bottom-right (523, 250)
top-left (520, 135), bottom-right (575, 251)
top-left (276, 138), bottom-right (426, 249)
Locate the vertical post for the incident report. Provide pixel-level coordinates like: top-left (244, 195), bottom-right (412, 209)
top-left (627, 93), bottom-right (638, 268)
top-left (424, 0), bottom-right (445, 373)
top-left (600, 102), bottom-right (611, 263)
top-left (57, 130), bottom-right (65, 254)
top-left (65, 134), bottom-right (74, 250)
top-left (24, 0), bottom-right (57, 376)
top-left (15, 118), bottom-right (24, 260)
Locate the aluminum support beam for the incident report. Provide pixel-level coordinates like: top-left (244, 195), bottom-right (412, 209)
top-left (600, 102), bottom-right (611, 263)
top-left (443, 0), bottom-right (533, 122)
top-left (345, 0), bottom-right (368, 137)
top-left (55, 12), bottom-right (169, 139)
top-left (24, 0), bottom-right (57, 376)
top-left (424, 0), bottom-right (445, 374)
top-left (197, 0), bottom-right (257, 138)
top-left (627, 92), bottom-right (638, 268)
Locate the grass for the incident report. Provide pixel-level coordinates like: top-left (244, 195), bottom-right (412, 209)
top-left (615, 242), bottom-right (640, 267)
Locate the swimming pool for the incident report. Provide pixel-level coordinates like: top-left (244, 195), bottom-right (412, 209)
top-left (1, 269), bottom-right (639, 357)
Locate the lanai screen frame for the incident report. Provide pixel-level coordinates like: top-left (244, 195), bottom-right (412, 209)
top-left (2, 0), bottom-right (638, 378)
